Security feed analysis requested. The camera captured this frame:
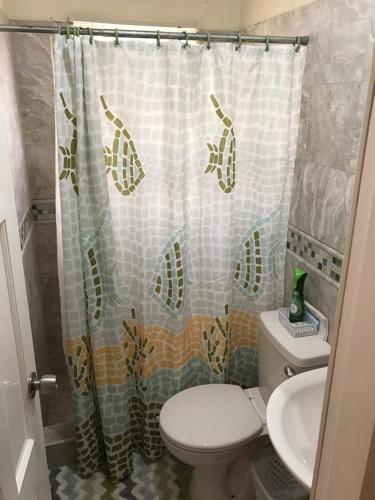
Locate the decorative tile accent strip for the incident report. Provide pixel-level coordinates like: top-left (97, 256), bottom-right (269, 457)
top-left (31, 199), bottom-right (56, 222)
top-left (287, 224), bottom-right (343, 285)
top-left (19, 206), bottom-right (33, 250)
top-left (19, 199), bottom-right (56, 251)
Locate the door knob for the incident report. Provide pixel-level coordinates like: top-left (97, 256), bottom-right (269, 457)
top-left (27, 372), bottom-right (58, 399)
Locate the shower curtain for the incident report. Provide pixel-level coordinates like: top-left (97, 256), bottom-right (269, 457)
top-left (53, 34), bottom-right (305, 480)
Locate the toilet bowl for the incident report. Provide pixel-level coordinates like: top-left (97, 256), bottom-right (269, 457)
top-left (159, 309), bottom-right (330, 500)
top-left (159, 384), bottom-right (269, 500)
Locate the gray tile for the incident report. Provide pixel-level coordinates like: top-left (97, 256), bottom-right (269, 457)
top-left (41, 370), bottom-right (72, 427)
top-left (296, 82), bottom-right (367, 172)
top-left (22, 223), bottom-right (64, 394)
top-left (22, 229), bottom-right (50, 375)
top-left (31, 224), bottom-right (67, 400)
top-left (26, 144), bottom-right (56, 199)
top-left (12, 32), bottom-right (54, 90)
top-left (345, 173), bottom-right (356, 220)
top-left (321, 0), bottom-right (374, 25)
top-left (289, 159), bottom-right (319, 236)
top-left (34, 224), bottom-right (58, 275)
top-left (289, 160), bottom-right (352, 252)
top-left (17, 83), bottom-right (55, 145)
top-left (311, 16), bottom-right (373, 84)
top-left (285, 0), bottom-right (375, 86)
top-left (370, 6), bottom-right (375, 39)
top-left (298, 0), bottom-right (373, 85)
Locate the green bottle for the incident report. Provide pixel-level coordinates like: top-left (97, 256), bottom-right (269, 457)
top-left (289, 268), bottom-right (308, 323)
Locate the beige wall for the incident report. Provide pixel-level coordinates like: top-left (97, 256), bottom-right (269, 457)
top-left (1, 0), bottom-right (321, 31)
top-left (1, 0), bottom-right (242, 31)
top-left (360, 427), bottom-right (375, 500)
top-left (0, 0), bottom-right (320, 34)
top-left (240, 0), bottom-right (317, 29)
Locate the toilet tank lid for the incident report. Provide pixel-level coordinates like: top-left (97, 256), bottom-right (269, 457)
top-left (259, 310), bottom-right (330, 368)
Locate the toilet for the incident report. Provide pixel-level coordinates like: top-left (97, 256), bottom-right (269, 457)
top-left (159, 309), bottom-right (330, 500)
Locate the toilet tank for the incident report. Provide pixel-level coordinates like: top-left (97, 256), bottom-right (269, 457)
top-left (258, 310), bottom-right (330, 400)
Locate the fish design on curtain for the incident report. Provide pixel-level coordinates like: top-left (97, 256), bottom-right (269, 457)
top-left (205, 94), bottom-right (236, 193)
top-left (58, 93), bottom-right (79, 195)
top-left (100, 95), bottom-right (146, 196)
top-left (54, 35), bottom-right (305, 480)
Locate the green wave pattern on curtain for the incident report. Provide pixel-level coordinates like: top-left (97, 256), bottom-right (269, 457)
top-left (53, 35), bottom-right (305, 480)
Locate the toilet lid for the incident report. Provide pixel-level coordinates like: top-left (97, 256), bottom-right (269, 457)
top-left (159, 384), bottom-right (262, 452)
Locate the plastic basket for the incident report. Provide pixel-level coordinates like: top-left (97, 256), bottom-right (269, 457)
top-left (278, 307), bottom-right (319, 338)
top-left (250, 445), bottom-right (309, 500)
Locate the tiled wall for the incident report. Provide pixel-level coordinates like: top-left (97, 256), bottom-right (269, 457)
top-left (19, 204), bottom-right (72, 426)
top-left (0, 8), bottom-right (50, 383)
top-left (245, 0), bottom-right (375, 335)
top-left (9, 27), bottom-right (72, 426)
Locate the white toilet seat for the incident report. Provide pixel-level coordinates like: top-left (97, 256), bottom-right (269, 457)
top-left (159, 384), bottom-right (263, 453)
top-left (160, 426), bottom-right (255, 454)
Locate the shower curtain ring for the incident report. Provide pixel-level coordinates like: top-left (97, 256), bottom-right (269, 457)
top-left (88, 27), bottom-right (93, 45)
top-left (57, 25), bottom-right (61, 36)
top-left (294, 35), bottom-right (301, 52)
top-left (235, 33), bottom-right (242, 51)
top-left (265, 35), bottom-right (270, 52)
top-left (182, 31), bottom-right (189, 49)
top-left (114, 28), bottom-right (119, 47)
top-left (66, 26), bottom-right (71, 39)
top-left (207, 32), bottom-right (211, 50)
top-left (156, 30), bottom-right (161, 48)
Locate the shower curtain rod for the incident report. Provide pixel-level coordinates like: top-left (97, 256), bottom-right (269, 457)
top-left (0, 24), bottom-right (309, 46)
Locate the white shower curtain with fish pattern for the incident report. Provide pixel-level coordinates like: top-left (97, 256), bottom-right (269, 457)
top-left (53, 34), bottom-right (305, 480)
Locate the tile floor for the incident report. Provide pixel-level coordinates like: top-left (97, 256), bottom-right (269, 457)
top-left (49, 452), bottom-right (192, 500)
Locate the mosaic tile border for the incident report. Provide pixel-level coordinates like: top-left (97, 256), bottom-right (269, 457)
top-left (287, 224), bottom-right (343, 286)
top-left (19, 199), bottom-right (56, 250)
top-left (19, 206), bottom-right (33, 250)
top-left (31, 199), bottom-right (56, 222)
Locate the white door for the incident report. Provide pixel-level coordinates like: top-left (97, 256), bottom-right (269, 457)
top-left (0, 93), bottom-right (52, 499)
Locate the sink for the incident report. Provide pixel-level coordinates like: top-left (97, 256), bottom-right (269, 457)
top-left (266, 367), bottom-right (328, 490)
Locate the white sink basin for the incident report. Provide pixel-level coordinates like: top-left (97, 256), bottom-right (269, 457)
top-left (266, 367), bottom-right (327, 490)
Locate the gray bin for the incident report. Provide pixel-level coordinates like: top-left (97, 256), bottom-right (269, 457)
top-left (250, 445), bottom-right (309, 500)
